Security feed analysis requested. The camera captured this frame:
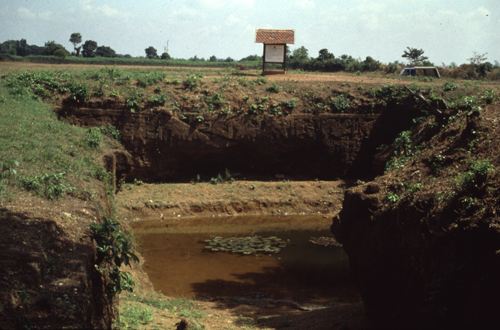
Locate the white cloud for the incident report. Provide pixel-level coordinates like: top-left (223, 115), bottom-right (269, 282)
top-left (96, 4), bottom-right (131, 18)
top-left (78, 0), bottom-right (131, 19)
top-left (201, 0), bottom-right (255, 9)
top-left (172, 6), bottom-right (199, 17)
top-left (38, 10), bottom-right (53, 21)
top-left (79, 0), bottom-right (92, 12)
top-left (225, 14), bottom-right (240, 26)
top-left (17, 7), bottom-right (36, 19)
top-left (295, 0), bottom-right (315, 9)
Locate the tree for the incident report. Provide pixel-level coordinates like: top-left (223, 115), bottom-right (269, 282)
top-left (291, 46), bottom-right (309, 61)
top-left (69, 33), bottom-right (82, 56)
top-left (240, 54), bottom-right (261, 62)
top-left (402, 47), bottom-right (428, 66)
top-left (145, 46), bottom-right (157, 59)
top-left (44, 41), bottom-right (68, 56)
top-left (317, 48), bottom-right (334, 61)
top-left (161, 52), bottom-right (171, 60)
top-left (209, 55), bottom-right (217, 62)
top-left (96, 45), bottom-right (116, 58)
top-left (15, 39), bottom-right (28, 56)
top-left (82, 40), bottom-right (98, 57)
top-left (362, 56), bottom-right (380, 71)
top-left (468, 51), bottom-right (488, 66)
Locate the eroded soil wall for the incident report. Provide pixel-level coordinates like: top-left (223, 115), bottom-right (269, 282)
top-left (56, 103), bottom-right (418, 183)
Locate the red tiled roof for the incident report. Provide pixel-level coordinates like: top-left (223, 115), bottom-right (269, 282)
top-left (255, 29), bottom-right (295, 44)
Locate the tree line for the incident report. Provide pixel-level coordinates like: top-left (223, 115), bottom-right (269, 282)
top-left (1, 33), bottom-right (497, 78)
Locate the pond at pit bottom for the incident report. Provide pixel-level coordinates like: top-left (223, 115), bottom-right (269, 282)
top-left (131, 215), bottom-right (359, 307)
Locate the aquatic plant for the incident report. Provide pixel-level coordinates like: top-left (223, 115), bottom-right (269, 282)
top-left (204, 236), bottom-right (288, 255)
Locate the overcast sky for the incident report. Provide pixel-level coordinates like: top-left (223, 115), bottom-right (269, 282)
top-left (1, 0), bottom-right (498, 65)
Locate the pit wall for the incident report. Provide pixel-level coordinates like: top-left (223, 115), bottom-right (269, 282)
top-left (332, 108), bottom-right (500, 329)
top-left (56, 103), bottom-right (420, 183)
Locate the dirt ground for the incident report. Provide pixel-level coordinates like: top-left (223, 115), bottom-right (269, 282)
top-left (2, 61), bottom-right (499, 329)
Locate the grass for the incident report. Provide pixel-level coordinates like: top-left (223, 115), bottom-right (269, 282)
top-left (2, 54), bottom-right (263, 69)
top-left (116, 302), bottom-right (155, 329)
top-left (118, 291), bottom-right (206, 329)
top-left (0, 82), bottom-right (115, 202)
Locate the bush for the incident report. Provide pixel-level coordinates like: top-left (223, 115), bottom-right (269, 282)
top-left (331, 95), bottom-right (349, 112)
top-left (460, 159), bottom-right (494, 189)
top-left (136, 71), bottom-right (166, 87)
top-left (86, 127), bottom-right (103, 148)
top-left (183, 74), bottom-right (202, 90)
top-left (477, 62), bottom-right (493, 77)
top-left (68, 83), bottom-right (89, 102)
top-left (53, 49), bottom-right (66, 60)
top-left (386, 62), bottom-right (400, 74)
top-left (90, 216), bottom-right (139, 295)
top-left (21, 172), bottom-right (74, 200)
top-left (362, 56), bottom-right (380, 71)
top-left (148, 93), bottom-right (167, 106)
top-left (99, 124), bottom-right (121, 141)
top-left (266, 82), bottom-right (281, 93)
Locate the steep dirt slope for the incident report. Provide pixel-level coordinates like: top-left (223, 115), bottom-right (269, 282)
top-left (333, 99), bottom-right (500, 329)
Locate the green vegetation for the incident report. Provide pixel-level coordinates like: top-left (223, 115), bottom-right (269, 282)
top-left (457, 159), bottom-right (494, 190)
top-left (331, 94), bottom-right (350, 112)
top-left (91, 216), bottom-right (139, 296)
top-left (118, 292), bottom-right (206, 329)
top-left (204, 236), bottom-right (287, 254)
top-left (384, 192), bottom-right (400, 203)
top-left (0, 82), bottom-right (118, 203)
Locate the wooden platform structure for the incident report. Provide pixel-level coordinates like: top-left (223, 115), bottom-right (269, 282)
top-left (255, 29), bottom-right (295, 75)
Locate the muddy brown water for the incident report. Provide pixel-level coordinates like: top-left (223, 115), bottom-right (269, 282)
top-left (131, 215), bottom-right (360, 307)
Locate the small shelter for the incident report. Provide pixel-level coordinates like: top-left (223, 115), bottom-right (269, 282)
top-left (255, 29), bottom-right (295, 75)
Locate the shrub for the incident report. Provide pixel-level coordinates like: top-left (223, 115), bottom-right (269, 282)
top-left (99, 124), bottom-right (121, 141)
top-left (148, 93), bottom-right (167, 106)
top-left (443, 80), bottom-right (459, 92)
top-left (21, 172), bottom-right (74, 200)
top-left (206, 93), bottom-right (225, 109)
top-left (0, 159), bottom-right (19, 180)
top-left (68, 83), bottom-right (89, 102)
top-left (90, 216), bottom-right (139, 296)
top-left (183, 74), bottom-right (203, 90)
top-left (53, 49), bottom-right (66, 60)
top-left (281, 98), bottom-right (298, 109)
top-left (460, 159), bottom-right (494, 189)
top-left (266, 82), bottom-right (281, 93)
top-left (86, 127), bottom-right (103, 148)
top-left (385, 192), bottom-right (399, 203)
top-left (331, 95), bottom-right (349, 112)
top-left (476, 62), bottom-right (493, 77)
top-left (136, 71), bottom-right (166, 87)
top-left (386, 62), bottom-right (400, 74)
top-left (394, 131), bottom-right (412, 156)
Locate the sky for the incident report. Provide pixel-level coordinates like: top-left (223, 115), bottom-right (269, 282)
top-left (0, 0), bottom-right (498, 65)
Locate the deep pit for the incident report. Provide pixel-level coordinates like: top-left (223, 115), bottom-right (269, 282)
top-left (3, 63), bottom-right (500, 330)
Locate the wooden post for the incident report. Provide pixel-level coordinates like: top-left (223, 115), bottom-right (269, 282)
top-left (262, 44), bottom-right (266, 73)
top-left (283, 45), bottom-right (287, 73)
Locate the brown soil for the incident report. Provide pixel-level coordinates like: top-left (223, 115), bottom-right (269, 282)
top-left (2, 61), bottom-right (499, 329)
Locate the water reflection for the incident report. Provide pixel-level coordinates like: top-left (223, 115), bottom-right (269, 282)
top-left (132, 216), bottom-right (359, 306)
